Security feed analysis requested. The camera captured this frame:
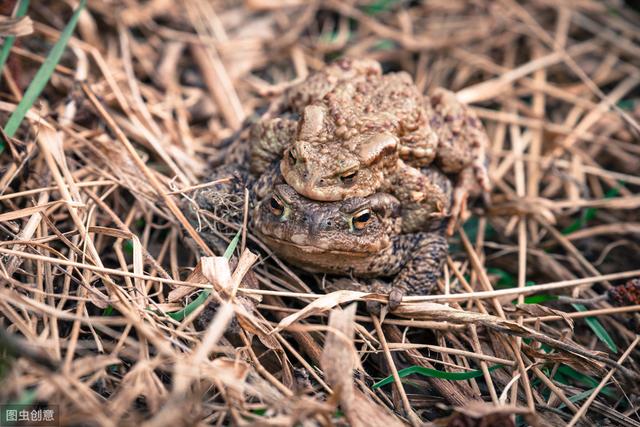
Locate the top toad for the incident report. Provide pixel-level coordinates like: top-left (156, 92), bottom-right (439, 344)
top-left (250, 58), bottom-right (490, 233)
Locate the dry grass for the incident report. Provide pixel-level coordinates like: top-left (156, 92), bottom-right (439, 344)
top-left (1, 0), bottom-right (640, 425)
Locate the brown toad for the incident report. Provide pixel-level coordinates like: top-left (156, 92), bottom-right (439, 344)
top-left (251, 168), bottom-right (449, 310)
top-left (250, 58), bottom-right (489, 234)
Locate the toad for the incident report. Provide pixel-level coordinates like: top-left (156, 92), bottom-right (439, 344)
top-left (252, 169), bottom-right (449, 309)
top-left (250, 58), bottom-right (489, 234)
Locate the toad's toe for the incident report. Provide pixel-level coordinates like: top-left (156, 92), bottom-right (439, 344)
top-left (447, 186), bottom-right (469, 235)
top-left (388, 288), bottom-right (405, 311)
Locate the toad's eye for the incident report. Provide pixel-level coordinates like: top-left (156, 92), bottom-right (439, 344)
top-left (351, 209), bottom-right (372, 230)
top-left (287, 148), bottom-right (298, 165)
top-left (340, 170), bottom-right (358, 185)
top-left (269, 196), bottom-right (285, 217)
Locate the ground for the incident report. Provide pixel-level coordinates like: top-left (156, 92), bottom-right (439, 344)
top-left (0, 1), bottom-right (639, 426)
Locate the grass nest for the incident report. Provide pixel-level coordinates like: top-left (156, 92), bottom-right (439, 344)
top-left (1, 1), bottom-right (640, 426)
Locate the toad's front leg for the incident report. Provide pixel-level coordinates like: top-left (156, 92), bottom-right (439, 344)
top-left (388, 161), bottom-right (450, 233)
top-left (249, 116), bottom-right (298, 175)
top-left (428, 88), bottom-right (490, 234)
top-left (387, 230), bottom-right (448, 311)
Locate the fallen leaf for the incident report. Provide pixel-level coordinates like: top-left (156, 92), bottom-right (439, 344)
top-left (274, 290), bottom-right (367, 332)
top-left (320, 304), bottom-right (358, 410)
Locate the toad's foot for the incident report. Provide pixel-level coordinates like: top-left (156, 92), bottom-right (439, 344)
top-left (363, 280), bottom-right (405, 314)
top-left (369, 231), bottom-right (447, 312)
top-left (328, 278), bottom-right (402, 313)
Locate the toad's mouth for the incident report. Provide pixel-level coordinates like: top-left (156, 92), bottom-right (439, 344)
top-left (256, 232), bottom-right (379, 256)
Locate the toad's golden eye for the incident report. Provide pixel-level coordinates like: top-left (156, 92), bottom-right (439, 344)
top-left (340, 170), bottom-right (358, 185)
top-left (269, 196), bottom-right (285, 217)
top-left (352, 209), bottom-right (372, 230)
top-left (287, 148), bottom-right (297, 165)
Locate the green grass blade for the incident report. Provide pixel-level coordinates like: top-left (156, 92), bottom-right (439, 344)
top-left (167, 229), bottom-right (242, 321)
top-left (487, 267), bottom-right (515, 288)
top-left (558, 383), bottom-right (619, 410)
top-left (0, 0), bottom-right (30, 85)
top-left (571, 303), bottom-right (618, 353)
top-left (617, 99), bottom-right (635, 110)
top-left (372, 364), bottom-right (502, 389)
top-left (513, 294), bottom-right (558, 305)
top-left (373, 39), bottom-right (395, 51)
top-left (1, 0), bottom-right (86, 154)
top-left (361, 0), bottom-right (398, 14)
top-left (167, 289), bottom-right (211, 321)
top-left (223, 229), bottom-right (242, 260)
top-left (558, 387), bottom-right (596, 409)
top-left (557, 364), bottom-right (598, 387)
top-left (556, 365), bottom-right (616, 398)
